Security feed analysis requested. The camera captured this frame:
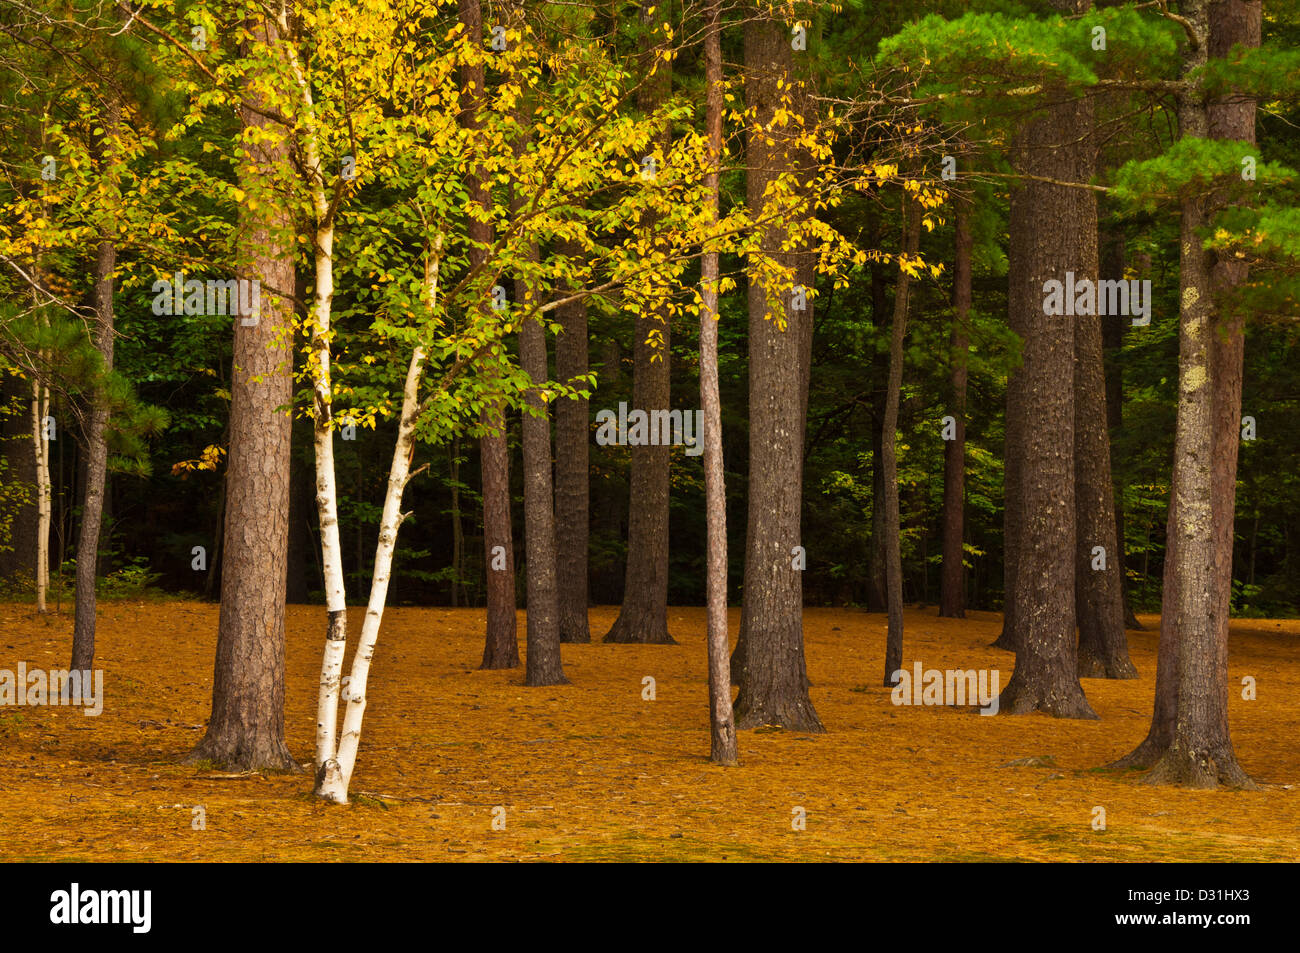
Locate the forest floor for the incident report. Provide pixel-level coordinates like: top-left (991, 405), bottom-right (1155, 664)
top-left (0, 602), bottom-right (1296, 862)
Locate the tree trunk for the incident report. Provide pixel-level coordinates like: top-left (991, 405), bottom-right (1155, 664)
top-left (554, 235), bottom-right (591, 643)
top-left (480, 409), bottom-right (519, 669)
top-left (189, 10), bottom-right (298, 772)
top-left (1113, 0), bottom-right (1258, 786)
top-left (939, 193), bottom-right (970, 619)
top-left (604, 0), bottom-right (675, 646)
top-left (1143, 0), bottom-right (1256, 788)
top-left (731, 9), bottom-right (822, 732)
top-left (997, 65), bottom-right (1095, 718)
top-left (516, 272), bottom-right (568, 686)
top-left (882, 199), bottom-right (920, 685)
top-left (70, 98), bottom-right (119, 672)
top-left (318, 250), bottom-right (435, 802)
top-left (700, 0), bottom-right (738, 766)
top-left (32, 377), bottom-right (50, 612)
top-left (460, 0), bottom-right (519, 670)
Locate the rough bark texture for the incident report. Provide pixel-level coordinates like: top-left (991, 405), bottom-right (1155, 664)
top-left (462, 0), bottom-right (518, 671)
top-left (731, 10), bottom-right (822, 732)
top-left (70, 103), bottom-right (118, 672)
top-left (940, 195), bottom-right (970, 619)
top-left (998, 59), bottom-right (1096, 718)
top-left (882, 200), bottom-right (919, 685)
top-left (554, 235), bottom-right (591, 644)
top-left (479, 407), bottom-right (519, 669)
top-left (700, 0), bottom-right (738, 766)
top-left (1142, 0), bottom-right (1256, 788)
top-left (517, 286), bottom-right (568, 686)
top-left (604, 1), bottom-right (674, 645)
top-left (1114, 0), bottom-right (1258, 786)
top-left (190, 11), bottom-right (297, 770)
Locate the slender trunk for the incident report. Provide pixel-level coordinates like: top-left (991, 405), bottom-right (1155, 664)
top-left (318, 250), bottom-right (436, 802)
top-left (882, 199), bottom-right (919, 685)
top-left (701, 0), bottom-right (737, 765)
top-left (71, 98), bottom-right (120, 671)
top-left (32, 374), bottom-right (49, 612)
top-left (280, 20), bottom-right (352, 791)
top-left (940, 193), bottom-right (970, 619)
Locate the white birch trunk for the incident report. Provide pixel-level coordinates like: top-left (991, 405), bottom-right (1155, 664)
top-left (316, 240), bottom-right (440, 804)
top-left (283, 24), bottom-right (353, 794)
top-left (31, 380), bottom-right (49, 612)
top-left (311, 215), bottom-right (349, 790)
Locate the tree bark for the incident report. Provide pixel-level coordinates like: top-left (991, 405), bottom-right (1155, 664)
top-left (939, 194), bottom-right (970, 619)
top-left (479, 407), bottom-right (519, 669)
top-left (318, 250), bottom-right (435, 802)
top-left (1142, 0), bottom-right (1256, 788)
top-left (1113, 0), bottom-right (1259, 786)
top-left (882, 199), bottom-right (919, 685)
top-left (189, 10), bottom-right (297, 771)
top-left (459, 0), bottom-right (519, 670)
top-left (731, 9), bottom-right (822, 732)
top-left (70, 96), bottom-right (120, 672)
top-left (997, 61), bottom-right (1096, 718)
top-left (701, 0), bottom-right (738, 766)
top-left (554, 235), bottom-right (591, 643)
top-left (516, 273), bottom-right (567, 686)
top-left (604, 0), bottom-right (675, 645)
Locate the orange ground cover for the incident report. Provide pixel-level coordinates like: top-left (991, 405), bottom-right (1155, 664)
top-left (0, 602), bottom-right (1296, 861)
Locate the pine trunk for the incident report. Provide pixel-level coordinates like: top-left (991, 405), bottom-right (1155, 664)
top-left (1143, 0), bottom-right (1255, 788)
top-left (554, 235), bottom-right (591, 644)
top-left (732, 10), bottom-right (822, 732)
top-left (604, 1), bottom-right (675, 646)
top-left (189, 11), bottom-right (298, 772)
top-left (998, 71), bottom-right (1095, 718)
